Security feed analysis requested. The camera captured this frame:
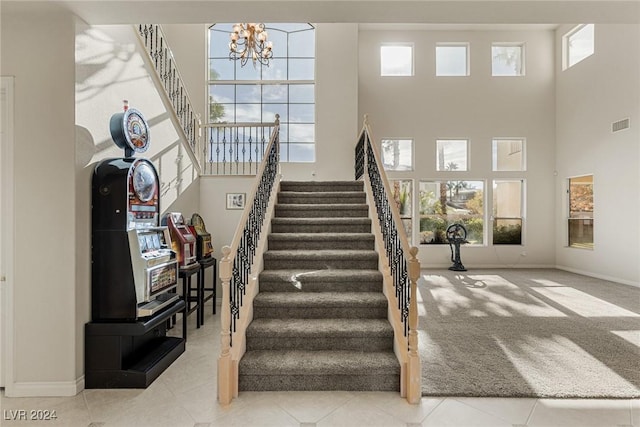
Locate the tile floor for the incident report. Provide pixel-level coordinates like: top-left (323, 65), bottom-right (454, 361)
top-left (2, 300), bottom-right (638, 427)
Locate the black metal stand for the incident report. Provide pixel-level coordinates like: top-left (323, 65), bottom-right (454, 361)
top-left (85, 299), bottom-right (185, 388)
top-left (199, 256), bottom-right (218, 324)
top-left (179, 262), bottom-right (202, 341)
top-left (448, 240), bottom-right (467, 271)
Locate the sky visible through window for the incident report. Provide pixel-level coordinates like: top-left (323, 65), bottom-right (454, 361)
top-left (380, 45), bottom-right (413, 76)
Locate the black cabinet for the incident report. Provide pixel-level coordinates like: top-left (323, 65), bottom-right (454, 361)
top-left (85, 300), bottom-right (185, 388)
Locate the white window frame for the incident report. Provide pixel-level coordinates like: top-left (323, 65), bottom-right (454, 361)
top-left (492, 179), bottom-right (525, 245)
top-left (380, 43), bottom-right (414, 77)
top-left (563, 24), bottom-right (595, 70)
top-left (436, 139), bottom-right (469, 171)
top-left (436, 43), bottom-right (470, 77)
top-left (380, 138), bottom-right (414, 171)
top-left (492, 138), bottom-right (526, 172)
top-left (491, 43), bottom-right (525, 76)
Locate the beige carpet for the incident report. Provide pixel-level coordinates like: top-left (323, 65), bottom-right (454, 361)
top-left (419, 268), bottom-right (640, 398)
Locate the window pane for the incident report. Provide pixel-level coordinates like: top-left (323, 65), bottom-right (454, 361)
top-left (493, 180), bottom-right (523, 245)
top-left (236, 62), bottom-right (262, 80)
top-left (236, 85), bottom-right (261, 103)
top-left (209, 85), bottom-right (234, 104)
top-left (289, 29), bottom-right (315, 58)
top-left (262, 58), bottom-right (288, 80)
top-left (262, 84), bottom-right (288, 103)
top-left (289, 104), bottom-right (314, 123)
top-left (289, 58), bottom-right (315, 80)
top-left (380, 45), bottom-right (413, 77)
top-left (216, 104), bottom-right (236, 122)
top-left (419, 180), bottom-right (484, 245)
top-left (290, 84), bottom-right (314, 103)
top-left (492, 44), bottom-right (524, 76)
top-left (262, 103), bottom-right (288, 123)
top-left (289, 123), bottom-right (315, 142)
top-left (568, 175), bottom-right (594, 248)
top-left (209, 30), bottom-right (230, 58)
top-left (381, 139), bottom-right (412, 171)
top-left (390, 179), bottom-right (413, 243)
top-left (288, 143), bottom-right (315, 162)
top-left (492, 139), bottom-right (524, 171)
top-left (210, 58), bottom-right (234, 80)
top-left (235, 103), bottom-right (261, 122)
top-left (436, 139), bottom-right (468, 171)
top-left (265, 28), bottom-right (288, 58)
top-left (566, 24), bottom-right (594, 68)
top-left (436, 45), bottom-right (468, 76)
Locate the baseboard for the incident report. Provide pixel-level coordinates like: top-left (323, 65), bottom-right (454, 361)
top-left (420, 264), bottom-right (556, 270)
top-left (6, 376), bottom-right (84, 397)
top-left (556, 265), bottom-right (640, 288)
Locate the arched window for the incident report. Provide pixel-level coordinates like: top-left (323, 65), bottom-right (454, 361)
top-left (208, 23), bottom-right (315, 162)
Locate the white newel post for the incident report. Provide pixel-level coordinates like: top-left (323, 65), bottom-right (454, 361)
top-left (407, 246), bottom-right (422, 404)
top-left (217, 246), bottom-right (233, 405)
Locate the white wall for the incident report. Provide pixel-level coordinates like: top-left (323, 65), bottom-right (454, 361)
top-left (555, 24), bottom-right (640, 286)
top-left (358, 28), bottom-right (557, 268)
top-left (1, 9), bottom-right (79, 395)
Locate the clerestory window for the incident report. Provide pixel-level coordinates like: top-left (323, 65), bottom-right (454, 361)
top-left (208, 23), bottom-right (316, 162)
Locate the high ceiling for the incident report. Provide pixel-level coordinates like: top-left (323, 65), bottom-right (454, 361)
top-left (3, 0), bottom-right (639, 25)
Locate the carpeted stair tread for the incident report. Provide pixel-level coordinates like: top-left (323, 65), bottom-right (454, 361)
top-left (263, 249), bottom-right (379, 270)
top-left (280, 181), bottom-right (364, 193)
top-left (253, 291), bottom-right (387, 308)
top-left (278, 191), bottom-right (366, 204)
top-left (258, 269), bottom-right (383, 292)
top-left (271, 217), bottom-right (371, 225)
top-left (269, 233), bottom-right (374, 241)
top-left (268, 232), bottom-right (375, 250)
top-left (239, 350), bottom-right (400, 376)
top-left (246, 318), bottom-right (394, 338)
top-left (275, 203), bottom-right (369, 218)
top-left (265, 249), bottom-right (377, 258)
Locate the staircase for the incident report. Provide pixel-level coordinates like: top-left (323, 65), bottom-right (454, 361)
top-left (238, 181), bottom-right (401, 391)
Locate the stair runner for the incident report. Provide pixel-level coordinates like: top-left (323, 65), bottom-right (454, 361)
top-left (238, 181), bottom-right (400, 391)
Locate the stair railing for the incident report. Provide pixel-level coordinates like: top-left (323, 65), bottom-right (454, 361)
top-left (203, 121), bottom-right (279, 175)
top-left (135, 24), bottom-right (202, 174)
top-left (218, 115), bottom-right (281, 405)
top-left (355, 115), bottom-right (422, 404)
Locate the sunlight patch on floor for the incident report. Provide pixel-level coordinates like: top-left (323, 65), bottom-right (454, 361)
top-left (422, 274), bottom-right (567, 317)
top-left (531, 283), bottom-right (640, 318)
top-left (494, 334), bottom-right (638, 394)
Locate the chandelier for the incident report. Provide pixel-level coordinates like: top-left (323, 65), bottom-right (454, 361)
top-left (229, 23), bottom-right (273, 67)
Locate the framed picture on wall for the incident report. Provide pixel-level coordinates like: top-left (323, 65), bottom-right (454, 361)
top-left (226, 193), bottom-right (246, 210)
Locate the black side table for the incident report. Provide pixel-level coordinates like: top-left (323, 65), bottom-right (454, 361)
top-left (179, 262), bottom-right (202, 341)
top-left (198, 256), bottom-right (217, 325)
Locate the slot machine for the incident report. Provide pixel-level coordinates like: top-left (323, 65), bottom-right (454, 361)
top-left (190, 213), bottom-right (214, 260)
top-left (87, 104), bottom-right (184, 389)
top-left (162, 212), bottom-right (198, 267)
top-left (92, 157), bottom-right (179, 321)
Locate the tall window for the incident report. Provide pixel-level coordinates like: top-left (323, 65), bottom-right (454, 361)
top-left (492, 138), bottom-right (525, 171)
top-left (436, 43), bottom-right (469, 76)
top-left (419, 180), bottom-right (484, 245)
top-left (436, 139), bottom-right (468, 171)
top-left (390, 179), bottom-right (413, 243)
top-left (380, 44), bottom-right (414, 76)
top-left (493, 180), bottom-right (524, 245)
top-left (208, 23), bottom-right (315, 162)
top-left (568, 175), bottom-right (594, 249)
top-left (381, 139), bottom-right (413, 171)
top-left (492, 43), bottom-right (525, 76)
top-left (563, 24), bottom-right (595, 69)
